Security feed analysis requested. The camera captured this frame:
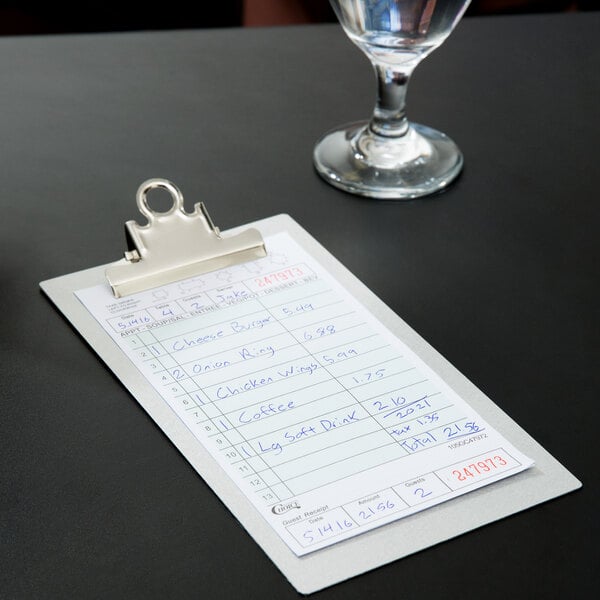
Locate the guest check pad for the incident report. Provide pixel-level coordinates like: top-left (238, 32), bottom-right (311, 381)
top-left (41, 180), bottom-right (581, 593)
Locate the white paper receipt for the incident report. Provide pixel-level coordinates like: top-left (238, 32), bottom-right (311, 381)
top-left (76, 231), bottom-right (533, 556)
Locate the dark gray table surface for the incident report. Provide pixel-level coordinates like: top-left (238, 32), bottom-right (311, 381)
top-left (1, 12), bottom-right (598, 599)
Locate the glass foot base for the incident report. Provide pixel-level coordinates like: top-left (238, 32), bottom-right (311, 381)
top-left (313, 121), bottom-right (464, 200)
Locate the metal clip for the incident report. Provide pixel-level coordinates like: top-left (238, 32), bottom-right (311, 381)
top-left (105, 179), bottom-right (266, 297)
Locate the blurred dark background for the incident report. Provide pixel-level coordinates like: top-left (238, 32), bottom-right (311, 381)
top-left (0, 0), bottom-right (597, 35)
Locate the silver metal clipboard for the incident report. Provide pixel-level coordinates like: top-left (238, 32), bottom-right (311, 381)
top-left (40, 182), bottom-right (581, 594)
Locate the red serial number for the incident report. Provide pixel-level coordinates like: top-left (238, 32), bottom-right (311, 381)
top-left (452, 455), bottom-right (507, 481)
top-left (255, 267), bottom-right (305, 287)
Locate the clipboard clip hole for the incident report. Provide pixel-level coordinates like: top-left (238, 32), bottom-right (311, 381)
top-left (136, 178), bottom-right (185, 221)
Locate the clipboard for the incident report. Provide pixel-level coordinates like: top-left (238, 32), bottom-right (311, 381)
top-left (40, 180), bottom-right (581, 594)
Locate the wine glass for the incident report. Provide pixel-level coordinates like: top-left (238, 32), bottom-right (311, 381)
top-left (314, 0), bottom-right (471, 199)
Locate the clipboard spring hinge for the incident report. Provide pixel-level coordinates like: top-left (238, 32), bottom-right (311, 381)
top-left (124, 249), bottom-right (141, 263)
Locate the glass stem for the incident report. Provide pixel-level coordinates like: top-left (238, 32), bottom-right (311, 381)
top-left (369, 63), bottom-right (416, 138)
